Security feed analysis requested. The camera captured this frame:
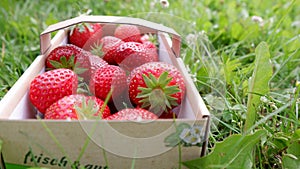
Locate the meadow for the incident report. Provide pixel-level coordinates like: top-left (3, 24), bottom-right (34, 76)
top-left (0, 0), bottom-right (299, 168)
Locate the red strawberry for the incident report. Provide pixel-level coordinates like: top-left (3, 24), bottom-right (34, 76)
top-left (69, 23), bottom-right (102, 50)
top-left (29, 68), bottom-right (78, 114)
top-left (91, 36), bottom-right (124, 65)
top-left (88, 54), bottom-right (109, 77)
top-left (114, 42), bottom-right (158, 71)
top-left (46, 44), bottom-right (83, 69)
top-left (128, 62), bottom-right (186, 116)
top-left (143, 41), bottom-right (158, 62)
top-left (140, 34), bottom-right (158, 60)
top-left (114, 24), bottom-right (141, 42)
top-left (159, 111), bottom-right (177, 119)
top-left (89, 65), bottom-right (127, 102)
top-left (44, 94), bottom-right (111, 120)
top-left (77, 52), bottom-right (108, 83)
top-left (105, 108), bottom-right (158, 120)
top-left (46, 44), bottom-right (95, 82)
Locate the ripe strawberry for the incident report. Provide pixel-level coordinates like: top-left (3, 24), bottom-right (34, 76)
top-left (143, 41), bottom-right (158, 62)
top-left (44, 94), bottom-right (111, 120)
top-left (69, 23), bottom-right (102, 50)
top-left (46, 44), bottom-right (109, 82)
top-left (159, 110), bottom-right (177, 119)
top-left (114, 42), bottom-right (158, 71)
top-left (105, 108), bottom-right (158, 120)
top-left (88, 54), bottom-right (108, 77)
top-left (128, 62), bottom-right (186, 116)
top-left (91, 36), bottom-right (124, 65)
top-left (140, 34), bottom-right (159, 63)
top-left (89, 65), bottom-right (127, 102)
top-left (114, 24), bottom-right (141, 42)
top-left (29, 68), bottom-right (78, 114)
top-left (46, 44), bottom-right (83, 69)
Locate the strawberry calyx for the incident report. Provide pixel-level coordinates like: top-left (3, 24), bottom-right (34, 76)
top-left (70, 23), bottom-right (93, 36)
top-left (136, 71), bottom-right (180, 115)
top-left (74, 98), bottom-right (101, 120)
top-left (90, 42), bottom-right (104, 57)
top-left (141, 33), bottom-right (158, 46)
top-left (75, 89), bottom-right (112, 120)
top-left (48, 55), bottom-right (75, 70)
top-left (48, 55), bottom-right (87, 76)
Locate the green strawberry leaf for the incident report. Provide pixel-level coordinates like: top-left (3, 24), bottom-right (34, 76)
top-left (182, 129), bottom-right (266, 169)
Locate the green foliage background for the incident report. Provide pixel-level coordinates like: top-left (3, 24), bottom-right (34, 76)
top-left (0, 0), bottom-right (299, 168)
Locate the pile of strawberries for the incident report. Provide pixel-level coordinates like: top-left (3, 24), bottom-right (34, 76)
top-left (29, 23), bottom-right (186, 121)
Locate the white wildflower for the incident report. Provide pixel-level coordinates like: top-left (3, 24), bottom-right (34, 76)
top-left (260, 96), bottom-right (269, 103)
top-left (292, 21), bottom-right (300, 28)
top-left (213, 24), bottom-right (219, 29)
top-left (179, 126), bottom-right (203, 145)
top-left (251, 16), bottom-right (264, 27)
top-left (200, 30), bottom-right (206, 35)
top-left (190, 126), bottom-right (203, 136)
top-left (186, 33), bottom-right (197, 45)
top-left (191, 73), bottom-right (197, 83)
top-left (160, 0), bottom-right (169, 8)
top-left (179, 128), bottom-right (191, 140)
top-left (270, 102), bottom-right (278, 110)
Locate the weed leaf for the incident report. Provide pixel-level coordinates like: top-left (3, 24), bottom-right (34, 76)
top-left (244, 42), bottom-right (272, 133)
top-left (282, 129), bottom-right (300, 169)
top-left (182, 129), bottom-right (266, 169)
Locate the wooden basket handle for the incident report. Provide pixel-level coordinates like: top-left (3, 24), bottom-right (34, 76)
top-left (40, 15), bottom-right (181, 57)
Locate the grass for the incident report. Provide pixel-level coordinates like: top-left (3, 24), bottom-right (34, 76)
top-left (0, 0), bottom-right (299, 168)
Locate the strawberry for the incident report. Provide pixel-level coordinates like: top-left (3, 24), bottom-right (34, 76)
top-left (44, 94), bottom-right (111, 120)
top-left (114, 42), bottom-right (158, 71)
top-left (140, 34), bottom-right (158, 61)
top-left (91, 36), bottom-right (124, 65)
top-left (29, 68), bottom-right (78, 114)
top-left (143, 41), bottom-right (158, 62)
top-left (105, 108), bottom-right (158, 120)
top-left (114, 24), bottom-right (141, 42)
top-left (46, 44), bottom-right (110, 83)
top-left (69, 23), bottom-right (102, 50)
top-left (46, 44), bottom-right (83, 70)
top-left (159, 110), bottom-right (177, 119)
top-left (88, 54), bottom-right (109, 78)
top-left (78, 52), bottom-right (108, 83)
top-left (89, 65), bottom-right (127, 102)
top-left (128, 62), bottom-right (186, 116)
